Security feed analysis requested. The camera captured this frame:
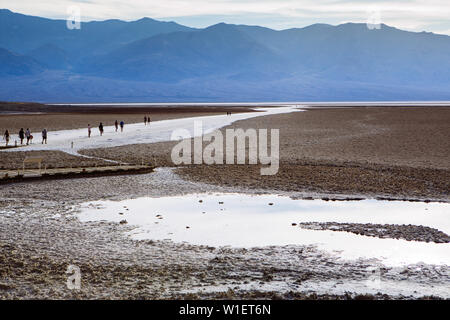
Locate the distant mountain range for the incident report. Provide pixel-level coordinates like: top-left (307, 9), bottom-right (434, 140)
top-left (0, 8), bottom-right (449, 102)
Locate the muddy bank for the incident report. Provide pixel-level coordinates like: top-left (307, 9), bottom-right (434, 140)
top-left (297, 222), bottom-right (450, 243)
top-left (1, 169), bottom-right (449, 299)
top-left (175, 162), bottom-right (450, 202)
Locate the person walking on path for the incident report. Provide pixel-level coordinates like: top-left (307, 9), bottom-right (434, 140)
top-left (88, 124), bottom-right (91, 138)
top-left (3, 130), bottom-right (9, 146)
top-left (120, 121), bottom-right (124, 132)
top-left (144, 116), bottom-right (147, 125)
top-left (115, 120), bottom-right (119, 132)
top-left (99, 123), bottom-right (104, 136)
top-left (19, 128), bottom-right (24, 145)
top-left (147, 116), bottom-right (151, 125)
top-left (25, 128), bottom-right (31, 145)
top-left (42, 128), bottom-right (47, 144)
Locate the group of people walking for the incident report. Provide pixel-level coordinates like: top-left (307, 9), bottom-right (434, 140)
top-left (87, 116), bottom-right (150, 138)
top-left (3, 115), bottom-right (152, 146)
top-left (3, 128), bottom-right (47, 147)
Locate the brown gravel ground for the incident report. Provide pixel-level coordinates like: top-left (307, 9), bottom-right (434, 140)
top-left (80, 107), bottom-right (450, 201)
top-left (0, 150), bottom-right (111, 170)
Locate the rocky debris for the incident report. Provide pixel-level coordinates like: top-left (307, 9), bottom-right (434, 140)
top-left (298, 222), bottom-right (450, 243)
top-left (119, 220), bottom-right (128, 225)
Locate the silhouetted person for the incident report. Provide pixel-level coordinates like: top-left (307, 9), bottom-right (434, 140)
top-left (42, 128), bottom-right (47, 144)
top-left (120, 121), bottom-right (124, 132)
top-left (99, 123), bottom-right (104, 136)
top-left (3, 130), bottom-right (9, 146)
top-left (144, 116), bottom-right (147, 125)
top-left (19, 128), bottom-right (24, 144)
top-left (115, 120), bottom-right (119, 132)
top-left (88, 124), bottom-right (91, 138)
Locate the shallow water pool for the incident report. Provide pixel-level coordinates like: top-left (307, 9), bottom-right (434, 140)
top-left (77, 193), bottom-right (450, 266)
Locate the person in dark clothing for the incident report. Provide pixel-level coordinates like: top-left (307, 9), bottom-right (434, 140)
top-left (115, 120), bottom-right (119, 132)
top-left (19, 128), bottom-right (25, 144)
top-left (144, 116), bottom-right (147, 125)
top-left (3, 130), bottom-right (9, 146)
top-left (42, 128), bottom-right (48, 144)
top-left (120, 121), bottom-right (124, 132)
top-left (99, 123), bottom-right (104, 136)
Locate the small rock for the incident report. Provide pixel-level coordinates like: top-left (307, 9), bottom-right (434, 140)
top-left (119, 220), bottom-right (127, 224)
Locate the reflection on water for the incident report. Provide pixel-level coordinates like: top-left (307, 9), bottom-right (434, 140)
top-left (77, 193), bottom-right (450, 266)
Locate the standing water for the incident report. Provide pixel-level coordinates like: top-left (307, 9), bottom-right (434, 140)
top-left (77, 193), bottom-right (450, 267)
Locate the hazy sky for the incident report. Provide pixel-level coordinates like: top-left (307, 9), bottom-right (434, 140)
top-left (2, 0), bottom-right (450, 35)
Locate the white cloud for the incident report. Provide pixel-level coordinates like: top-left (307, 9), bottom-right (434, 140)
top-left (1, 0), bottom-right (449, 34)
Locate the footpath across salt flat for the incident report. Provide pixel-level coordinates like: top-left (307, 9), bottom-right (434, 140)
top-left (1, 106), bottom-right (301, 155)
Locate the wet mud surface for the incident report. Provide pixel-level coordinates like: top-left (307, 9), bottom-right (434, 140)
top-left (0, 169), bottom-right (449, 299)
top-left (297, 222), bottom-right (450, 243)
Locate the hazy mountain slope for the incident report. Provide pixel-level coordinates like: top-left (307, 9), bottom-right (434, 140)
top-left (0, 9), bottom-right (193, 57)
top-left (79, 22), bottom-right (450, 86)
top-left (81, 23), bottom-right (286, 81)
top-left (1, 71), bottom-right (449, 103)
top-left (0, 9), bottom-right (449, 102)
top-left (27, 43), bottom-right (71, 70)
top-left (0, 47), bottom-right (43, 76)
top-left (236, 23), bottom-right (450, 85)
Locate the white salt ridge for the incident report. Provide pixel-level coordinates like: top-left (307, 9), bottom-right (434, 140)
top-left (1, 106), bottom-right (300, 156)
